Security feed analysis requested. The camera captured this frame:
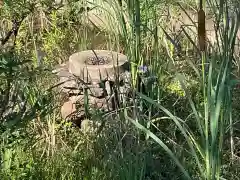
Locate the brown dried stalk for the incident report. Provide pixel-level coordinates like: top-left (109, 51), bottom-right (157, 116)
top-left (198, 0), bottom-right (206, 52)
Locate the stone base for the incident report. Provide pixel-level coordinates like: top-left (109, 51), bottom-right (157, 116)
top-left (54, 50), bottom-right (130, 128)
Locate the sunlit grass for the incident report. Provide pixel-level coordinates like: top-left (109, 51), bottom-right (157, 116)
top-left (121, 0), bottom-right (240, 179)
top-left (0, 0), bottom-right (240, 179)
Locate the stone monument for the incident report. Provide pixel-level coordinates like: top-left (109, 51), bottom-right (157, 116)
top-left (53, 50), bottom-right (130, 127)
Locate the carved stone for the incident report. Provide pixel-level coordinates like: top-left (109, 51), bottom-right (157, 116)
top-left (53, 50), bottom-right (130, 127)
top-left (68, 50), bottom-right (128, 82)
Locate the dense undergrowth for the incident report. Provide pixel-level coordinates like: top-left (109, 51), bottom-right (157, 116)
top-left (0, 0), bottom-right (240, 179)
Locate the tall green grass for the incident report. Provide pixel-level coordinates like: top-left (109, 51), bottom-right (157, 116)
top-left (117, 0), bottom-right (240, 179)
top-left (1, 0), bottom-right (240, 179)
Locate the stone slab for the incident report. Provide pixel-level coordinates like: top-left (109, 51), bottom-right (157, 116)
top-left (69, 50), bottom-right (128, 82)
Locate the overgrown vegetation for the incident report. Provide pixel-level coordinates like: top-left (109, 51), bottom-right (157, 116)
top-left (0, 0), bottom-right (240, 179)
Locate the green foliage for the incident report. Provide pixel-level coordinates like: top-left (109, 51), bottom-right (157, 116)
top-left (0, 0), bottom-right (240, 180)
